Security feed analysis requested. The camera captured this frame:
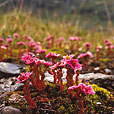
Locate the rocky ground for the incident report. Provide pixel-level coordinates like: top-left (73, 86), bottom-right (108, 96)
top-left (0, 61), bottom-right (114, 114)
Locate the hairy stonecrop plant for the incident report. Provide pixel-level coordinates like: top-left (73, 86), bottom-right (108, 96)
top-left (84, 42), bottom-right (92, 52)
top-left (7, 38), bottom-right (13, 56)
top-left (44, 35), bottom-right (54, 49)
top-left (17, 72), bottom-right (36, 109)
top-left (21, 52), bottom-right (52, 91)
top-left (104, 39), bottom-right (113, 57)
top-left (0, 38), bottom-right (4, 61)
top-left (77, 51), bottom-right (93, 69)
top-left (96, 45), bottom-right (102, 61)
top-left (68, 83), bottom-right (95, 114)
top-left (17, 52), bottom-right (87, 109)
top-left (56, 37), bottom-right (64, 48)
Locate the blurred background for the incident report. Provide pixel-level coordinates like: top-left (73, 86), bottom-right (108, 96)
top-left (1, 0), bottom-right (114, 28)
top-left (0, 0), bottom-right (114, 42)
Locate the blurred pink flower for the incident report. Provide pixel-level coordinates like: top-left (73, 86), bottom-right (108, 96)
top-left (37, 41), bottom-right (41, 45)
top-left (26, 37), bottom-right (33, 41)
top-left (78, 37), bottom-right (82, 41)
top-left (48, 35), bottom-right (54, 40)
top-left (97, 46), bottom-right (102, 49)
top-left (13, 33), bottom-right (20, 38)
top-left (16, 72), bottom-right (32, 83)
top-left (36, 49), bottom-right (47, 53)
top-left (86, 51), bottom-right (93, 57)
top-left (85, 42), bottom-right (92, 49)
top-left (46, 52), bottom-right (60, 58)
top-left (104, 39), bottom-right (109, 43)
top-left (78, 51), bottom-right (93, 59)
top-left (17, 41), bottom-right (25, 46)
top-left (59, 37), bottom-right (64, 41)
top-left (106, 41), bottom-right (112, 46)
top-left (7, 38), bottom-right (12, 43)
top-left (44, 35), bottom-right (54, 41)
top-left (69, 37), bottom-right (77, 41)
top-left (110, 45), bottom-right (114, 49)
top-left (0, 38), bottom-right (4, 43)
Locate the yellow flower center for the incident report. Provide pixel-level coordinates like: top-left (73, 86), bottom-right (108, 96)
top-left (66, 56), bottom-right (70, 60)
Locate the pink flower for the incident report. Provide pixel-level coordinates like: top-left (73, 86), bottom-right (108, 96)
top-left (26, 37), bottom-right (33, 41)
top-left (85, 85), bottom-right (95, 94)
top-left (64, 41), bottom-right (69, 45)
top-left (86, 51), bottom-right (93, 58)
top-left (3, 44), bottom-right (8, 48)
top-left (21, 52), bottom-right (37, 64)
top-left (50, 62), bottom-right (60, 70)
top-left (78, 37), bottom-right (82, 41)
top-left (56, 37), bottom-right (64, 42)
top-left (62, 54), bottom-right (74, 61)
top-left (27, 41), bottom-right (34, 47)
top-left (35, 45), bottom-right (41, 50)
top-left (110, 45), bottom-right (114, 49)
top-left (46, 52), bottom-right (60, 58)
top-left (35, 59), bottom-right (52, 66)
top-left (13, 33), bottom-right (20, 38)
top-left (68, 86), bottom-right (77, 90)
top-left (104, 39), bottom-right (109, 43)
top-left (68, 83), bottom-right (95, 94)
top-left (17, 41), bottom-right (25, 46)
top-left (36, 49), bottom-right (47, 53)
top-left (67, 58), bottom-right (82, 71)
top-left (41, 60), bottom-right (52, 66)
top-left (106, 41), bottom-right (112, 46)
top-left (77, 53), bottom-right (86, 59)
top-left (69, 37), bottom-right (78, 41)
top-left (35, 59), bottom-right (41, 65)
top-left (0, 38), bottom-right (4, 43)
top-left (16, 72), bottom-right (32, 83)
top-left (78, 52), bottom-right (93, 59)
top-left (97, 46), bottom-right (102, 50)
top-left (48, 35), bottom-right (54, 40)
top-left (37, 41), bottom-right (41, 45)
top-left (85, 42), bottom-right (92, 49)
top-left (59, 37), bottom-right (64, 41)
top-left (7, 38), bottom-right (12, 43)
top-left (44, 35), bottom-right (54, 41)
top-left (51, 61), bottom-right (67, 70)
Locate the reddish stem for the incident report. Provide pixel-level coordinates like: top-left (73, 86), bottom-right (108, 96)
top-left (76, 71), bottom-right (79, 86)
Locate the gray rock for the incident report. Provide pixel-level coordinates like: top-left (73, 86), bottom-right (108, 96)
top-left (0, 77), bottom-right (24, 93)
top-left (45, 69), bottom-right (114, 90)
top-left (0, 106), bottom-right (23, 114)
top-left (78, 73), bottom-right (114, 81)
top-left (0, 62), bottom-right (24, 78)
top-left (104, 68), bottom-right (111, 74)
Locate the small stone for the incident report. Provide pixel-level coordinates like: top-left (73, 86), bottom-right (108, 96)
top-left (8, 93), bottom-right (24, 104)
top-left (0, 106), bottom-right (23, 114)
top-left (94, 67), bottom-right (100, 71)
top-left (104, 68), bottom-right (111, 74)
top-left (49, 110), bottom-right (56, 113)
top-left (96, 102), bottom-right (102, 105)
